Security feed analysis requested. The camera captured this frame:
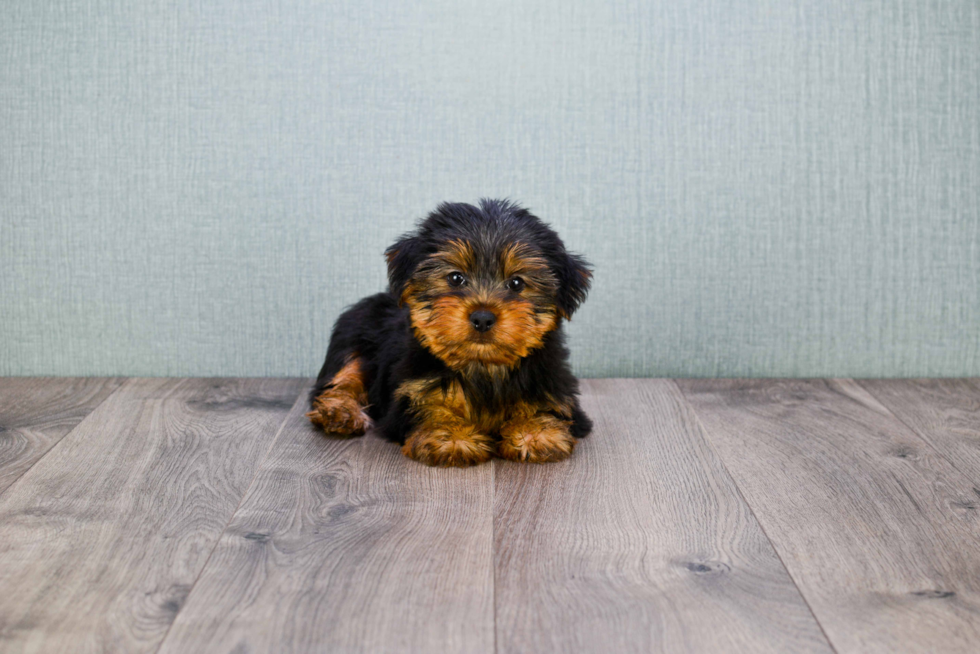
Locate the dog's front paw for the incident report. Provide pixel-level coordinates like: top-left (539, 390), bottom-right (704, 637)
top-left (306, 391), bottom-right (371, 437)
top-left (402, 424), bottom-right (494, 467)
top-left (498, 413), bottom-right (575, 463)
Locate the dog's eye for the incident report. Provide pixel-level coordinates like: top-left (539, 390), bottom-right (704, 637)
top-left (447, 272), bottom-right (467, 287)
top-left (506, 277), bottom-right (525, 293)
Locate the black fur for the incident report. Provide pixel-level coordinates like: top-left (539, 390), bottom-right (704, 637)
top-left (311, 199), bottom-right (593, 445)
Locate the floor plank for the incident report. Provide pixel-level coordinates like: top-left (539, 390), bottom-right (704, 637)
top-left (492, 379), bottom-right (832, 653)
top-left (0, 377), bottom-right (125, 495)
top-left (157, 387), bottom-right (495, 654)
top-left (0, 377), bottom-right (303, 653)
top-left (859, 379), bottom-right (980, 484)
top-left (678, 378), bottom-right (980, 654)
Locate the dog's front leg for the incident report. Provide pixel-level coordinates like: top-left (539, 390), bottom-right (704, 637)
top-left (402, 415), bottom-right (494, 468)
top-left (399, 381), bottom-right (494, 468)
top-left (498, 404), bottom-right (576, 463)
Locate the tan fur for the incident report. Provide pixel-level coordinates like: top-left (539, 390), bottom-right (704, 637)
top-left (401, 423), bottom-right (495, 467)
top-left (306, 357), bottom-right (371, 436)
top-left (498, 242), bottom-right (551, 280)
top-left (498, 411), bottom-right (575, 463)
top-left (397, 377), bottom-right (494, 466)
top-left (401, 240), bottom-right (559, 370)
top-left (396, 378), bottom-right (575, 466)
top-left (440, 238), bottom-right (477, 271)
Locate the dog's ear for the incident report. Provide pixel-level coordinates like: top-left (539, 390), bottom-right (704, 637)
top-left (385, 234), bottom-right (424, 304)
top-left (555, 251), bottom-right (592, 319)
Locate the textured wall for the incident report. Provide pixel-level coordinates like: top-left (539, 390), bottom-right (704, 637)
top-left (2, 0), bottom-right (978, 377)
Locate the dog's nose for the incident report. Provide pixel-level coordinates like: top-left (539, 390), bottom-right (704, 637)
top-left (469, 310), bottom-right (496, 333)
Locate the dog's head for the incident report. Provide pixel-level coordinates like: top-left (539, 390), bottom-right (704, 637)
top-left (386, 199), bottom-right (592, 370)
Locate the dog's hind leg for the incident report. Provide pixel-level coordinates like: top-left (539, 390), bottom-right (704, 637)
top-left (306, 355), bottom-right (371, 436)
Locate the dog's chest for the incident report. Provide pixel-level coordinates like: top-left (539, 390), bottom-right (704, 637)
top-left (394, 370), bottom-right (541, 433)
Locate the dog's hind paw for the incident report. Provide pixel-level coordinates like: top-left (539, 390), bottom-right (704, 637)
top-left (306, 392), bottom-right (371, 437)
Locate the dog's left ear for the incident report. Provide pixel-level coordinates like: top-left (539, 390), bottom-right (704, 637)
top-left (385, 234), bottom-right (424, 304)
top-left (555, 251), bottom-right (592, 319)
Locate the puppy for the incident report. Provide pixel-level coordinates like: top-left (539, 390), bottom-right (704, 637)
top-left (307, 199), bottom-right (593, 467)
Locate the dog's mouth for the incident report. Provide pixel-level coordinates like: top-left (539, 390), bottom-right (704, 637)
top-left (455, 336), bottom-right (514, 362)
top-left (466, 339), bottom-right (504, 360)
top-left (469, 331), bottom-right (495, 344)
top-left (464, 342), bottom-right (516, 366)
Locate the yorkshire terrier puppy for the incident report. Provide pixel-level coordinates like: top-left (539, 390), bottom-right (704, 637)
top-left (307, 199), bottom-right (592, 467)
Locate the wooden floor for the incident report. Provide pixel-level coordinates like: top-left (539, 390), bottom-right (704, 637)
top-left (1, 378), bottom-right (978, 653)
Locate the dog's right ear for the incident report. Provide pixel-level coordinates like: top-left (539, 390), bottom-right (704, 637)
top-left (385, 234), bottom-right (424, 303)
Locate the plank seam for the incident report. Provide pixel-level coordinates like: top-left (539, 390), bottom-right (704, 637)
top-left (151, 380), bottom-right (309, 654)
top-left (491, 457), bottom-right (499, 654)
top-left (854, 378), bottom-right (980, 487)
top-left (0, 377), bottom-right (129, 501)
top-left (670, 379), bottom-right (841, 654)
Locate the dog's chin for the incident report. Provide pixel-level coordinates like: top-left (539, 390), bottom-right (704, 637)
top-left (470, 332), bottom-right (494, 345)
top-left (449, 338), bottom-right (523, 368)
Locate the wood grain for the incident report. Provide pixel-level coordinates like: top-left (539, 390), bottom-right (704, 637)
top-left (0, 377), bottom-right (303, 653)
top-left (678, 378), bottom-right (980, 654)
top-left (859, 379), bottom-right (980, 484)
top-left (157, 387), bottom-right (495, 654)
top-left (0, 377), bottom-right (125, 495)
top-left (492, 378), bottom-right (832, 653)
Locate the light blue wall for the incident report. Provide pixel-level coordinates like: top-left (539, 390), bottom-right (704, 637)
top-left (2, 0), bottom-right (978, 377)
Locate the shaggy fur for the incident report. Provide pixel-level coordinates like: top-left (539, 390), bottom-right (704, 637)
top-left (308, 199), bottom-right (593, 467)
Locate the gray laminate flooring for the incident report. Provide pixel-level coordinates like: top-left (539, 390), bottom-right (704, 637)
top-left (0, 377), bottom-right (978, 653)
